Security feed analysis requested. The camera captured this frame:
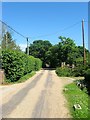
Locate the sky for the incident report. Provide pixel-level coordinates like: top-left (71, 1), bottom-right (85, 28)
top-left (2, 2), bottom-right (88, 51)
top-left (1, 0), bottom-right (89, 2)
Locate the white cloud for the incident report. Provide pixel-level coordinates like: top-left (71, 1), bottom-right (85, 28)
top-left (19, 43), bottom-right (27, 52)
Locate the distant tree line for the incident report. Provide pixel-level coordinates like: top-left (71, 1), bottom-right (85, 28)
top-left (26, 36), bottom-right (89, 68)
top-left (1, 32), bottom-right (89, 68)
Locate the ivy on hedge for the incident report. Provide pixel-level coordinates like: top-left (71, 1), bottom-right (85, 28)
top-left (2, 50), bottom-right (42, 82)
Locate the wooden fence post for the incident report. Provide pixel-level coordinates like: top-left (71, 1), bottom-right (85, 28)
top-left (0, 69), bottom-right (4, 84)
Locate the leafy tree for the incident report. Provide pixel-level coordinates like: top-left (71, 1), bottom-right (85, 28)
top-left (26, 37), bottom-right (89, 68)
top-left (45, 45), bottom-right (61, 68)
top-left (27, 40), bottom-right (52, 67)
top-left (77, 46), bottom-right (89, 64)
top-left (1, 32), bottom-right (20, 50)
top-left (58, 36), bottom-right (77, 64)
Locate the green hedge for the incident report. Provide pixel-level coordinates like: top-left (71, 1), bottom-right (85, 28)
top-left (34, 58), bottom-right (42, 71)
top-left (72, 65), bottom-right (89, 77)
top-left (56, 65), bottom-right (89, 77)
top-left (56, 67), bottom-right (72, 77)
top-left (2, 50), bottom-right (42, 82)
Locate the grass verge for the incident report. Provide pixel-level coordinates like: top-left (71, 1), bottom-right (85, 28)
top-left (16, 71), bottom-right (36, 83)
top-left (4, 71), bottom-right (36, 85)
top-left (64, 81), bottom-right (89, 119)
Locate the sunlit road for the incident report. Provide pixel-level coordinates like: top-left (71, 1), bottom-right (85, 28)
top-left (0, 70), bottom-right (74, 118)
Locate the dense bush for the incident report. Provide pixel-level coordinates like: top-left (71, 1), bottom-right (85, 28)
top-left (56, 65), bottom-right (89, 77)
top-left (56, 67), bottom-right (72, 77)
top-left (2, 49), bottom-right (42, 82)
top-left (72, 65), bottom-right (89, 77)
top-left (34, 58), bottom-right (42, 71)
top-left (84, 69), bottom-right (90, 82)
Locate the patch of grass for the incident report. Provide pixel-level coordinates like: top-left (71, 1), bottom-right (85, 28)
top-left (4, 71), bottom-right (36, 84)
top-left (64, 81), bottom-right (89, 119)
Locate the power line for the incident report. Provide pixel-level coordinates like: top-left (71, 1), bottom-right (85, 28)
top-left (84, 21), bottom-right (90, 22)
top-left (29, 21), bottom-right (81, 39)
top-left (0, 20), bottom-right (82, 41)
top-left (0, 19), bottom-right (87, 49)
top-left (0, 20), bottom-right (29, 54)
top-left (0, 20), bottom-right (27, 39)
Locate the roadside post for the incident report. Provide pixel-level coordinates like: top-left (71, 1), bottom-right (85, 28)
top-left (0, 69), bottom-right (4, 84)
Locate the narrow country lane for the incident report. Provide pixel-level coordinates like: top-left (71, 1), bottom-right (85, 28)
top-left (0, 70), bottom-right (75, 118)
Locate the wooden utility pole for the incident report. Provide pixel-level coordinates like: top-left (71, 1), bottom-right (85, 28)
top-left (82, 19), bottom-right (86, 65)
top-left (27, 37), bottom-right (29, 55)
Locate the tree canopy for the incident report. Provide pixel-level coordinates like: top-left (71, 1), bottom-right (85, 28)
top-left (26, 36), bottom-right (89, 68)
top-left (26, 40), bottom-right (52, 67)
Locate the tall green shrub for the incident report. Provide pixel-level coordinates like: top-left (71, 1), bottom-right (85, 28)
top-left (2, 49), bottom-right (42, 82)
top-left (72, 65), bottom-right (89, 77)
top-left (56, 67), bottom-right (72, 77)
top-left (34, 58), bottom-right (42, 71)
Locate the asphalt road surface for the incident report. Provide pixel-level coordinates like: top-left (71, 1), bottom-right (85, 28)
top-left (0, 70), bottom-right (75, 118)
